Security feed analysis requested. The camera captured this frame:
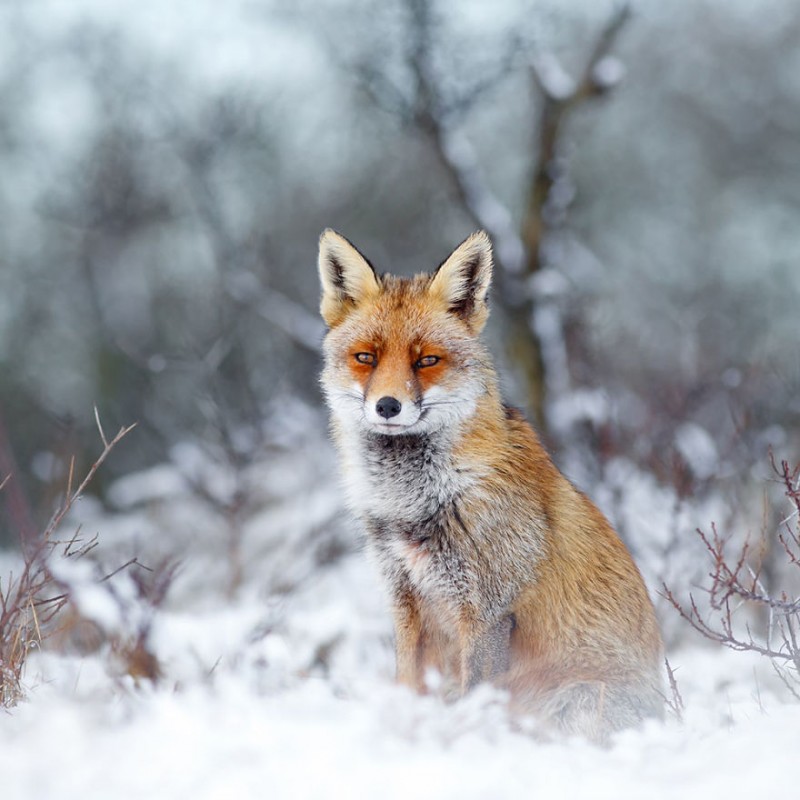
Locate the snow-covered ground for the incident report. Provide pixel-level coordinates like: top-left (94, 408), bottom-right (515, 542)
top-left (2, 407), bottom-right (798, 799)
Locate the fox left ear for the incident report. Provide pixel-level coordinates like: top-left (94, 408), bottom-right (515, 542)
top-left (318, 229), bottom-right (381, 328)
top-left (428, 231), bottom-right (493, 332)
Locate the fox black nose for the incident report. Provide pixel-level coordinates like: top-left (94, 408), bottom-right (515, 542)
top-left (376, 396), bottom-right (402, 419)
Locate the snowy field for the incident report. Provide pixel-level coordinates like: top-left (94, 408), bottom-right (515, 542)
top-left (1, 1), bottom-right (798, 796)
top-left (2, 407), bottom-right (798, 800)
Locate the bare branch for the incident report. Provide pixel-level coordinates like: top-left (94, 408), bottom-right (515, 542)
top-left (663, 457), bottom-right (800, 697)
top-left (440, 38), bottom-right (524, 120)
top-left (350, 60), bottom-right (415, 122)
top-left (94, 405), bottom-right (109, 448)
top-left (99, 557), bottom-right (152, 583)
top-left (42, 422), bottom-right (137, 543)
top-left (663, 657), bottom-right (684, 722)
top-left (65, 456), bottom-right (75, 505)
top-left (577, 3), bottom-right (631, 100)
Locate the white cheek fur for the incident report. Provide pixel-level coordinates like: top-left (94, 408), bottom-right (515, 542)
top-left (324, 383), bottom-right (365, 424)
top-left (419, 383), bottom-right (479, 429)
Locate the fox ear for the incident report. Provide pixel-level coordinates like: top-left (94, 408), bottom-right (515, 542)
top-left (428, 231), bottom-right (493, 332)
top-left (318, 229), bottom-right (381, 327)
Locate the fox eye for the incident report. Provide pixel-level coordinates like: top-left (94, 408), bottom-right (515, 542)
top-left (416, 355), bottom-right (440, 368)
top-left (354, 352), bottom-right (376, 365)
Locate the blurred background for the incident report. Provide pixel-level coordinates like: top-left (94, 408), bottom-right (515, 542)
top-left (1, 0), bottom-right (798, 555)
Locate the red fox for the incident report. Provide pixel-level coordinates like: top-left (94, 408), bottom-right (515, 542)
top-left (317, 229), bottom-right (664, 742)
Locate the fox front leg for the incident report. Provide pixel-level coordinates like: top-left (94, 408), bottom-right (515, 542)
top-left (391, 589), bottom-right (427, 692)
top-left (459, 615), bottom-right (513, 693)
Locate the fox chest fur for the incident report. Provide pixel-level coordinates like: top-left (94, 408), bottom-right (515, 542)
top-left (340, 427), bottom-right (538, 615)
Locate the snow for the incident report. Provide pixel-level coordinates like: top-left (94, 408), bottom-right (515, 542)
top-left (4, 600), bottom-right (800, 799)
top-left (531, 52), bottom-right (576, 101)
top-left (591, 55), bottom-right (626, 90)
top-left (107, 465), bottom-right (189, 508)
top-left (2, 407), bottom-right (799, 799)
top-left (550, 387), bottom-right (610, 432)
top-left (674, 422), bottom-right (719, 481)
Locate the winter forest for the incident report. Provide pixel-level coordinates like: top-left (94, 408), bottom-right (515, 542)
top-left (1, 0), bottom-right (800, 796)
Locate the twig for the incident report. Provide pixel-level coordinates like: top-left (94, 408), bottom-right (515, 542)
top-left (663, 657), bottom-right (684, 721)
top-left (65, 456), bottom-right (75, 504)
top-left (93, 405), bottom-right (109, 449)
top-left (28, 596), bottom-right (42, 644)
top-left (99, 557), bottom-right (152, 583)
top-left (42, 422), bottom-right (137, 542)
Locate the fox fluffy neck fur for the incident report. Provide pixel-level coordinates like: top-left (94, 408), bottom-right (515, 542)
top-left (318, 229), bottom-right (664, 743)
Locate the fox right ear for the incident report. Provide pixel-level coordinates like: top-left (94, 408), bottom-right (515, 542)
top-left (318, 229), bottom-right (381, 327)
top-left (428, 231), bottom-right (493, 333)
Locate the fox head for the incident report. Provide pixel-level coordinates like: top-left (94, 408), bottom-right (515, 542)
top-left (318, 229), bottom-right (495, 436)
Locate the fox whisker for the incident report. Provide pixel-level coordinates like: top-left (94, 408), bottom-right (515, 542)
top-left (421, 398), bottom-right (471, 409)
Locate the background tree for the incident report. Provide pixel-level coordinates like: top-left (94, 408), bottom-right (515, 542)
top-left (0, 0), bottom-right (798, 554)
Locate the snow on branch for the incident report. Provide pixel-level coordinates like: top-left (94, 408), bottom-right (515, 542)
top-left (433, 126), bottom-right (526, 274)
top-left (524, 3), bottom-right (631, 267)
top-left (397, 0), bottom-right (527, 276)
